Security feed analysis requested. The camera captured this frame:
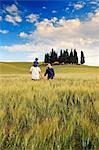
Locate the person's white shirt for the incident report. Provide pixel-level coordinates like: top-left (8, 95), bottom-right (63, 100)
top-left (30, 66), bottom-right (41, 80)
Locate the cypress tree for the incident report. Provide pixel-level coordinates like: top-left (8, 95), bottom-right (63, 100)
top-left (63, 50), bottom-right (65, 63)
top-left (74, 49), bottom-right (78, 64)
top-left (44, 53), bottom-right (50, 63)
top-left (66, 49), bottom-right (69, 64)
top-left (63, 49), bottom-right (69, 64)
top-left (50, 48), bottom-right (57, 63)
top-left (69, 49), bottom-right (74, 64)
top-left (80, 51), bottom-right (85, 64)
top-left (50, 49), bottom-right (54, 63)
top-left (59, 49), bottom-right (64, 63)
top-left (44, 54), bottom-right (47, 63)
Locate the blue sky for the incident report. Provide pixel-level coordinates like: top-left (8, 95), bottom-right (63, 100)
top-left (0, 0), bottom-right (99, 65)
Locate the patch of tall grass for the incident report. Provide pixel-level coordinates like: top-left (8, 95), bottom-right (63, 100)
top-left (0, 72), bottom-right (99, 150)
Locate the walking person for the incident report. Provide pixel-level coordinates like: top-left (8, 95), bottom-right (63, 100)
top-left (44, 63), bottom-right (55, 79)
top-left (33, 58), bottom-right (39, 67)
top-left (30, 60), bottom-right (41, 80)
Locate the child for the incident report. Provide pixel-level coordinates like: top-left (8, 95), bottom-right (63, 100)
top-left (44, 63), bottom-right (55, 79)
top-left (33, 58), bottom-right (39, 67)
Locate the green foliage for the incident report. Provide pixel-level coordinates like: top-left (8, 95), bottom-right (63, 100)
top-left (0, 63), bottom-right (99, 150)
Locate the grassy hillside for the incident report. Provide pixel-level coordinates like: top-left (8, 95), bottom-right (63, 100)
top-left (0, 62), bottom-right (99, 74)
top-left (0, 62), bottom-right (32, 74)
top-left (0, 62), bottom-right (99, 150)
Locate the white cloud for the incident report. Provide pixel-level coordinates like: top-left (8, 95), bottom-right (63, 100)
top-left (1, 9), bottom-right (99, 66)
top-left (50, 17), bottom-right (58, 23)
top-left (18, 32), bottom-right (28, 38)
top-left (42, 6), bottom-right (47, 9)
top-left (87, 12), bottom-right (94, 18)
top-left (74, 4), bottom-right (84, 10)
top-left (4, 4), bottom-right (22, 25)
top-left (65, 7), bottom-right (69, 11)
top-left (14, 15), bottom-right (22, 22)
top-left (26, 14), bottom-right (39, 23)
top-left (5, 15), bottom-right (16, 25)
top-left (5, 14), bottom-right (22, 25)
top-left (90, 1), bottom-right (97, 5)
top-left (5, 4), bottom-right (18, 15)
top-left (89, 1), bottom-right (99, 7)
top-left (0, 29), bottom-right (9, 34)
top-left (52, 10), bottom-right (57, 13)
top-left (74, 2), bottom-right (85, 10)
top-left (0, 43), bottom-right (33, 51)
top-left (0, 16), bottom-right (2, 21)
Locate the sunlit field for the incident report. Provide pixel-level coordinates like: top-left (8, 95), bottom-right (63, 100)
top-left (0, 62), bottom-right (99, 150)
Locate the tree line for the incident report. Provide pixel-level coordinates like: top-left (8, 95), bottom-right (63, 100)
top-left (44, 49), bottom-right (85, 64)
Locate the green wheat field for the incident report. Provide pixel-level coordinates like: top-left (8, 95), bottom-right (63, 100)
top-left (0, 62), bottom-right (99, 150)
